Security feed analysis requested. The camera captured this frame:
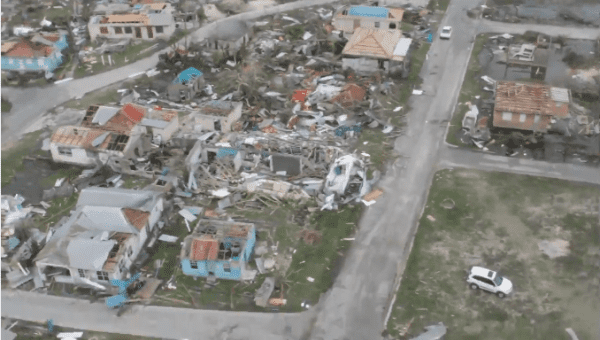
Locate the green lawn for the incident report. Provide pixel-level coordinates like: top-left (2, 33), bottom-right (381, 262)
top-left (427, 0), bottom-right (451, 12)
top-left (74, 41), bottom-right (160, 79)
top-left (9, 319), bottom-right (161, 340)
top-left (387, 169), bottom-right (600, 339)
top-left (356, 129), bottom-right (395, 174)
top-left (394, 42), bottom-right (431, 126)
top-left (1, 98), bottom-right (12, 113)
top-left (1, 131), bottom-right (44, 187)
top-left (446, 34), bottom-right (489, 146)
top-left (64, 88), bottom-right (121, 110)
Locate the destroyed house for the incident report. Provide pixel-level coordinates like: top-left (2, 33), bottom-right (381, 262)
top-left (167, 67), bottom-right (205, 102)
top-left (138, 108), bottom-right (179, 144)
top-left (88, 2), bottom-right (176, 42)
top-left (34, 187), bottom-right (165, 288)
top-left (182, 100), bottom-right (243, 134)
top-left (503, 44), bottom-right (549, 80)
top-left (1, 30), bottom-right (68, 75)
top-left (51, 103), bottom-right (151, 166)
top-left (333, 6), bottom-right (404, 34)
top-left (341, 27), bottom-right (411, 74)
top-left (180, 220), bottom-right (255, 281)
top-left (493, 81), bottom-right (571, 132)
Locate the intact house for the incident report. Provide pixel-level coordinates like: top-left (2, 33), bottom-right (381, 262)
top-left (88, 2), bottom-right (176, 42)
top-left (34, 187), bottom-right (165, 288)
top-left (493, 81), bottom-right (571, 132)
top-left (180, 219), bottom-right (256, 281)
top-left (167, 67), bottom-right (205, 102)
top-left (332, 5), bottom-right (404, 35)
top-left (341, 27), bottom-right (412, 75)
top-left (50, 103), bottom-right (151, 167)
top-left (179, 100), bottom-right (243, 136)
top-left (201, 20), bottom-right (253, 56)
top-left (1, 30), bottom-right (68, 77)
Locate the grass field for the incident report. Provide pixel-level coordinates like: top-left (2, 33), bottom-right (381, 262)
top-left (387, 169), bottom-right (600, 340)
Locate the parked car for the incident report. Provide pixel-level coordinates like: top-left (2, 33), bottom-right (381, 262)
top-left (440, 26), bottom-right (452, 39)
top-left (466, 266), bottom-right (513, 298)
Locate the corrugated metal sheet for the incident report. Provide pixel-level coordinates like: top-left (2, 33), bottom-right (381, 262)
top-left (92, 106), bottom-right (120, 125)
top-left (393, 38), bottom-right (412, 57)
top-left (140, 118), bottom-right (169, 129)
top-left (550, 87), bottom-right (570, 103)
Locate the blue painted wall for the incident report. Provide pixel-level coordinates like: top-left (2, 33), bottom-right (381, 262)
top-left (1, 33), bottom-right (68, 73)
top-left (181, 226), bottom-right (256, 281)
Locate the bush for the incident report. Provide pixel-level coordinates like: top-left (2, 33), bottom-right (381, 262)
top-left (284, 25), bottom-right (305, 41)
top-left (562, 51), bottom-right (586, 68)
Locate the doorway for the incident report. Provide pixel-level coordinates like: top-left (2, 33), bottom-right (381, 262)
top-left (135, 27), bottom-right (142, 38)
top-left (147, 26), bottom-right (153, 39)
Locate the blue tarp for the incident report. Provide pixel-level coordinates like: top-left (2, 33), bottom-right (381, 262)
top-left (217, 148), bottom-right (238, 158)
top-left (348, 6), bottom-right (389, 18)
top-left (7, 237), bottom-right (20, 250)
top-left (335, 124), bottom-right (362, 137)
top-left (106, 294), bottom-right (128, 308)
top-left (173, 67), bottom-right (203, 85)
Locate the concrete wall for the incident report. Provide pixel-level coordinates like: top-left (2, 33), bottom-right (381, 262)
top-left (493, 110), bottom-right (551, 132)
top-left (50, 144), bottom-right (98, 166)
top-left (89, 22), bottom-right (176, 42)
top-left (333, 16), bottom-right (402, 34)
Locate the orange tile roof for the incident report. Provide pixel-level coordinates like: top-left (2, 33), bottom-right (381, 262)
top-left (191, 237), bottom-right (219, 261)
top-left (149, 2), bottom-right (167, 10)
top-left (342, 27), bottom-right (403, 60)
top-left (2, 40), bottom-right (53, 58)
top-left (50, 126), bottom-right (112, 149)
top-left (122, 208), bottom-right (150, 230)
top-left (107, 14), bottom-right (148, 24)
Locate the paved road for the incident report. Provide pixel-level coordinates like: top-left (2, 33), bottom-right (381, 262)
top-left (309, 0), bottom-right (483, 339)
top-left (0, 0), bottom-right (339, 145)
top-left (438, 147), bottom-right (600, 185)
top-left (478, 19), bottom-right (600, 39)
top-left (1, 289), bottom-right (314, 340)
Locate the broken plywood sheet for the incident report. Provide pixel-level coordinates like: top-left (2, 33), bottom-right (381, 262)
top-left (362, 189), bottom-right (383, 202)
top-left (254, 277), bottom-right (275, 307)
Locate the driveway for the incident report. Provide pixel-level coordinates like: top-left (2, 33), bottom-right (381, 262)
top-left (438, 147), bottom-right (600, 185)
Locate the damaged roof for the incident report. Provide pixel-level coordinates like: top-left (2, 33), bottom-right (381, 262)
top-left (77, 187), bottom-right (161, 211)
top-left (105, 14), bottom-right (149, 24)
top-left (173, 67), bottom-right (203, 85)
top-left (66, 238), bottom-right (116, 271)
top-left (199, 100), bottom-right (241, 117)
top-left (342, 27), bottom-right (404, 61)
top-left (51, 126), bottom-right (113, 149)
top-left (494, 81), bottom-right (570, 117)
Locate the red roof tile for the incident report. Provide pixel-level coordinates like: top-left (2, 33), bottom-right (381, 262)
top-left (122, 208), bottom-right (150, 230)
top-left (191, 237), bottom-right (219, 261)
top-left (121, 103), bottom-right (146, 122)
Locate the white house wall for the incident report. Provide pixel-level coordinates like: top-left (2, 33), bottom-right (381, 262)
top-left (50, 144), bottom-right (98, 166)
top-left (88, 23), bottom-right (176, 42)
